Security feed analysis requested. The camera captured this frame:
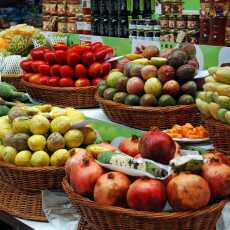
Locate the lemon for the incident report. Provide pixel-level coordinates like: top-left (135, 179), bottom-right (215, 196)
top-left (2, 146), bottom-right (17, 164)
top-left (64, 129), bottom-right (84, 148)
top-left (50, 116), bottom-right (71, 134)
top-left (30, 115), bottom-right (50, 135)
top-left (30, 151), bottom-right (50, 167)
top-left (28, 135), bottom-right (46, 151)
top-left (0, 145), bottom-right (5, 160)
top-left (15, 150), bottom-right (32, 167)
top-left (50, 149), bottom-right (70, 166)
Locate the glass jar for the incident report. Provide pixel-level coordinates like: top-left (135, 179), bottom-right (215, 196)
top-left (187, 15), bottom-right (199, 29)
top-left (48, 0), bottom-right (57, 15)
top-left (161, 0), bottom-right (171, 15)
top-left (171, 0), bottom-right (182, 15)
top-left (43, 16), bottom-right (50, 31)
top-left (42, 0), bottom-right (50, 15)
top-left (176, 15), bottom-right (186, 29)
top-left (67, 17), bottom-right (77, 33)
top-left (144, 19), bottom-right (154, 31)
top-left (43, 16), bottom-right (57, 31)
top-left (57, 0), bottom-right (66, 16)
top-left (57, 17), bottom-right (67, 32)
top-left (160, 15), bottom-right (169, 29)
top-left (67, 0), bottom-right (80, 16)
top-left (137, 19), bottom-right (145, 30)
top-left (168, 16), bottom-right (176, 29)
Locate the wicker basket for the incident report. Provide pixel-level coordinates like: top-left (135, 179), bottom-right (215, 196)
top-left (63, 178), bottom-right (226, 230)
top-left (0, 180), bottom-right (46, 221)
top-left (202, 116), bottom-right (230, 152)
top-left (96, 94), bottom-right (201, 130)
top-left (0, 161), bottom-right (65, 191)
top-left (1, 74), bottom-right (25, 92)
top-left (21, 79), bottom-right (98, 108)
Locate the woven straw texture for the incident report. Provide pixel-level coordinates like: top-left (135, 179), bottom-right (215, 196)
top-left (21, 79), bottom-right (98, 108)
top-left (0, 180), bottom-right (46, 221)
top-left (63, 178), bottom-right (226, 230)
top-left (2, 75), bottom-right (25, 92)
top-left (96, 94), bottom-right (202, 130)
top-left (202, 116), bottom-right (230, 152)
top-left (0, 161), bottom-right (65, 191)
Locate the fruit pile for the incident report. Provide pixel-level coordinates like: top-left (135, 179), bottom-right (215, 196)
top-left (0, 104), bottom-right (97, 167)
top-left (196, 66), bottom-right (230, 125)
top-left (20, 42), bottom-right (113, 87)
top-left (98, 44), bottom-right (199, 107)
top-left (66, 129), bottom-right (230, 212)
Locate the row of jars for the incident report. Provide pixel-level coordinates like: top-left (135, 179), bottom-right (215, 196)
top-left (161, 0), bottom-right (183, 15)
top-left (160, 15), bottom-right (200, 30)
top-left (129, 19), bottom-right (160, 32)
top-left (160, 29), bottom-right (199, 44)
top-left (42, 0), bottom-right (81, 17)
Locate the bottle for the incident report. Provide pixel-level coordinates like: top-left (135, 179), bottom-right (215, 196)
top-left (118, 0), bottom-right (128, 17)
top-left (143, 0), bottom-right (152, 18)
top-left (118, 16), bottom-right (129, 37)
top-left (108, 17), bottom-right (118, 37)
top-left (131, 0), bottom-right (140, 19)
top-left (91, 0), bottom-right (100, 16)
top-left (99, 0), bottom-right (109, 16)
top-left (108, 0), bottom-right (118, 16)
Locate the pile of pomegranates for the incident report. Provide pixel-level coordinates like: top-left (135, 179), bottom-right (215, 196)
top-left (66, 132), bottom-right (230, 212)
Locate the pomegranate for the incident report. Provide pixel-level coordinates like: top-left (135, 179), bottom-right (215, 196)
top-left (202, 160), bottom-right (230, 198)
top-left (203, 152), bottom-right (230, 166)
top-left (94, 172), bottom-right (131, 206)
top-left (139, 129), bottom-right (176, 164)
top-left (65, 148), bottom-right (92, 176)
top-left (70, 157), bottom-right (104, 195)
top-left (127, 178), bottom-right (166, 211)
top-left (119, 136), bottom-right (140, 157)
top-left (167, 174), bottom-right (211, 211)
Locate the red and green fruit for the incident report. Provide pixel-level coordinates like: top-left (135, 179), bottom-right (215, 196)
top-left (59, 78), bottom-right (74, 87)
top-left (162, 80), bottom-right (180, 96)
top-left (141, 65), bottom-right (158, 80)
top-left (91, 78), bottom-right (104, 86)
top-left (157, 65), bottom-right (175, 83)
top-left (124, 94), bottom-right (140, 106)
top-left (158, 94), bottom-right (177, 106)
top-left (143, 46), bottom-right (160, 59)
top-left (103, 88), bottom-right (117, 100)
top-left (75, 64), bottom-right (88, 78)
top-left (127, 178), bottom-right (166, 211)
top-left (140, 94), bottom-right (158, 107)
top-left (60, 65), bottom-right (74, 78)
top-left (88, 63), bottom-right (103, 78)
top-left (126, 77), bottom-right (144, 95)
top-left (167, 174), bottom-right (210, 211)
top-left (139, 129), bottom-right (176, 164)
top-left (116, 76), bottom-right (128, 91)
top-left (75, 78), bottom-right (90, 87)
top-left (144, 78), bottom-right (162, 97)
top-left (94, 172), bottom-right (131, 206)
top-left (113, 92), bottom-right (128, 103)
top-left (106, 71), bottom-right (124, 88)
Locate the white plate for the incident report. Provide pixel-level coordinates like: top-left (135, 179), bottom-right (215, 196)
top-left (173, 137), bottom-right (210, 143)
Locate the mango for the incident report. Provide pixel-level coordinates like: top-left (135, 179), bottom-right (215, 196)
top-left (205, 76), bottom-right (215, 83)
top-left (196, 98), bottom-right (210, 117)
top-left (208, 103), bottom-right (220, 120)
top-left (216, 96), bottom-right (230, 110)
top-left (214, 67), bottom-right (230, 84)
top-left (217, 108), bottom-right (228, 123)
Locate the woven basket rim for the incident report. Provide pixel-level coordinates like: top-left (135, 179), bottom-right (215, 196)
top-left (0, 160), bottom-right (64, 172)
top-left (21, 79), bottom-right (97, 91)
top-left (202, 116), bottom-right (230, 129)
top-left (96, 93), bottom-right (197, 112)
top-left (62, 178), bottom-right (227, 221)
top-left (1, 74), bottom-right (23, 78)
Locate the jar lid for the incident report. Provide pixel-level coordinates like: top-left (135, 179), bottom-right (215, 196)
top-left (68, 17), bottom-right (76, 21)
top-left (58, 17), bottom-right (67, 21)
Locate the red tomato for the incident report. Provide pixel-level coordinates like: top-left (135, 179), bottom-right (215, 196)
top-left (101, 62), bottom-right (112, 75)
top-left (60, 65), bottom-right (74, 78)
top-left (50, 64), bottom-right (61, 76)
top-left (39, 76), bottom-right (49, 85)
top-left (75, 78), bottom-right (90, 87)
top-left (31, 61), bottom-right (45, 73)
top-left (44, 51), bottom-right (56, 65)
top-left (75, 64), bottom-right (88, 78)
top-left (38, 64), bottom-right (51, 76)
top-left (23, 73), bottom-right (33, 81)
top-left (20, 60), bottom-right (33, 72)
top-left (91, 42), bottom-right (103, 51)
top-left (91, 78), bottom-right (104, 86)
top-left (55, 50), bottom-right (67, 64)
top-left (88, 63), bottom-right (103, 78)
top-left (47, 76), bottom-right (60, 87)
top-left (53, 43), bottom-right (68, 51)
top-left (29, 74), bottom-right (41, 84)
top-left (67, 52), bottom-right (81, 66)
top-left (59, 78), bottom-right (75, 87)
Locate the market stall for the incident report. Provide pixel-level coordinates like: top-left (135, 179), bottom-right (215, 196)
top-left (0, 0), bottom-right (229, 230)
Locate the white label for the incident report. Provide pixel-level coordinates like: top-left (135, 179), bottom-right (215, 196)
top-left (76, 21), bottom-right (84, 30)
